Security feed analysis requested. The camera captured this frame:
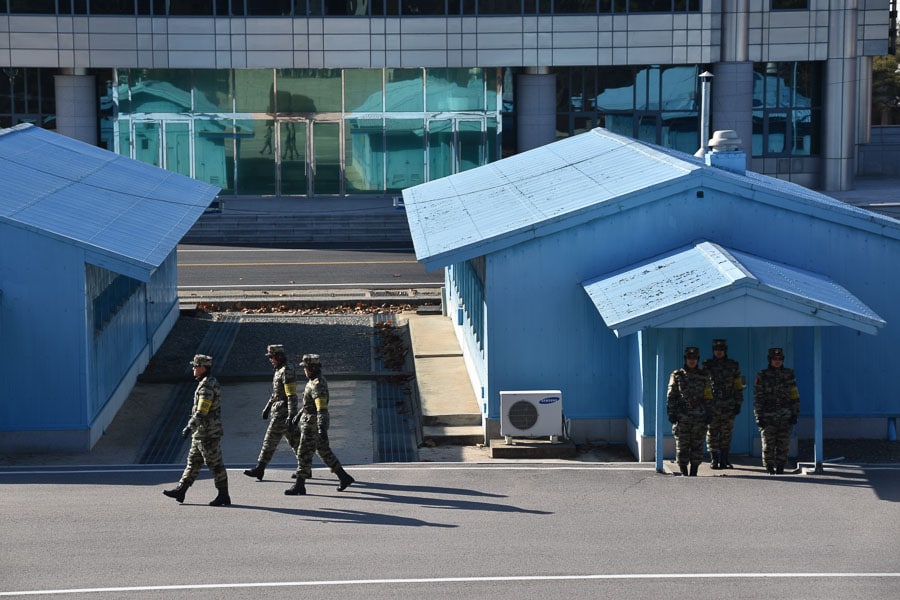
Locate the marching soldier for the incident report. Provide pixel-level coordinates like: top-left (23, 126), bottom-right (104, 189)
top-left (243, 344), bottom-right (302, 481)
top-left (667, 347), bottom-right (713, 476)
top-left (162, 354), bottom-right (231, 506)
top-left (702, 339), bottom-right (744, 469)
top-left (284, 354), bottom-right (355, 495)
top-left (753, 348), bottom-right (800, 474)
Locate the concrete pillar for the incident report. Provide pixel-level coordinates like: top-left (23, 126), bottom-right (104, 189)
top-left (516, 68), bottom-right (556, 152)
top-left (54, 69), bottom-right (97, 145)
top-left (711, 62), bottom-right (753, 167)
top-left (711, 0), bottom-right (752, 167)
top-left (822, 1), bottom-right (858, 192)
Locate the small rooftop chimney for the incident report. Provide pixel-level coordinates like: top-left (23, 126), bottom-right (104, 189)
top-left (704, 130), bottom-right (746, 174)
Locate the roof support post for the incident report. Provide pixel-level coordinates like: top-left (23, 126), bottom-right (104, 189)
top-left (813, 326), bottom-right (824, 473)
top-left (655, 334), bottom-right (665, 473)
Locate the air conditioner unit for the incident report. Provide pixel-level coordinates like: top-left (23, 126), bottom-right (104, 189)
top-left (500, 390), bottom-right (564, 443)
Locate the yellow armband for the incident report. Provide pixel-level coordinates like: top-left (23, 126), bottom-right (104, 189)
top-left (284, 381), bottom-right (297, 396)
top-left (788, 385), bottom-right (799, 400)
top-left (315, 396), bottom-right (328, 411)
top-left (197, 394), bottom-right (212, 414)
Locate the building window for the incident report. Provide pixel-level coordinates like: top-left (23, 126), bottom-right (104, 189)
top-left (0, 68), bottom-right (57, 130)
top-left (751, 62), bottom-right (821, 157)
top-left (106, 67), bottom-right (501, 197)
top-left (552, 65), bottom-right (701, 155)
top-left (771, 0), bottom-right (807, 9)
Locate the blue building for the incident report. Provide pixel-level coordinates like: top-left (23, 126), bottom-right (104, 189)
top-left (0, 124), bottom-right (219, 453)
top-left (403, 127), bottom-right (897, 463)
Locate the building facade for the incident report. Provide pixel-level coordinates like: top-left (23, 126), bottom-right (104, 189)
top-left (0, 1), bottom-right (891, 220)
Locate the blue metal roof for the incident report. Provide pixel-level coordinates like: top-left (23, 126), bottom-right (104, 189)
top-left (582, 241), bottom-right (886, 337)
top-left (403, 127), bottom-right (900, 270)
top-left (0, 124), bottom-right (220, 281)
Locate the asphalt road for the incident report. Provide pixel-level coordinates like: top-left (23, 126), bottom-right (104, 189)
top-left (1, 464), bottom-right (898, 599)
top-left (176, 245), bottom-right (444, 292)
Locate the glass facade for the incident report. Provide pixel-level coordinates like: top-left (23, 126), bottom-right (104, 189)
top-left (751, 62), bottom-right (821, 157)
top-left (103, 67), bottom-right (501, 196)
top-left (1, 0), bottom-right (701, 16)
top-left (552, 65), bottom-right (702, 155)
top-left (0, 67), bottom-right (57, 130)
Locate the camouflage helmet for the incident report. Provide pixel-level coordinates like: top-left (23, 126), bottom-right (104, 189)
top-left (768, 347), bottom-right (785, 360)
top-left (189, 354), bottom-right (212, 368)
top-left (684, 346), bottom-right (700, 359)
top-left (265, 344), bottom-right (285, 358)
top-left (299, 353), bottom-right (321, 368)
top-left (712, 339), bottom-right (727, 351)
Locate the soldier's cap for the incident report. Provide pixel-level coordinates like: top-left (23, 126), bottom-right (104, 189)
top-left (265, 344), bottom-right (285, 357)
top-left (299, 353), bottom-right (321, 368)
top-left (684, 347), bottom-right (700, 359)
top-left (189, 354), bottom-right (212, 367)
top-left (768, 347), bottom-right (784, 360)
top-left (712, 339), bottom-right (727, 351)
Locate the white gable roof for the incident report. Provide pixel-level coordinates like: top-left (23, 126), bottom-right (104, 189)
top-left (582, 241), bottom-right (886, 337)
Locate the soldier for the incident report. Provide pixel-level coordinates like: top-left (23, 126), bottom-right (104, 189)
top-left (753, 347), bottom-right (800, 475)
top-left (667, 346), bottom-right (713, 476)
top-left (284, 354), bottom-right (355, 495)
top-left (162, 354), bottom-right (230, 506)
top-left (243, 344), bottom-right (302, 481)
top-left (702, 339), bottom-right (745, 469)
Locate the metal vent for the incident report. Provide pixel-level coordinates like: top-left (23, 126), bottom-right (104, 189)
top-left (507, 400), bottom-right (539, 431)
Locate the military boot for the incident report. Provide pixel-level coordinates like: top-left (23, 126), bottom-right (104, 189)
top-left (775, 463), bottom-right (785, 475)
top-left (721, 448), bottom-right (733, 469)
top-left (335, 466), bottom-right (355, 491)
top-left (209, 486), bottom-right (231, 507)
top-left (710, 451), bottom-right (720, 470)
top-left (689, 463), bottom-right (700, 477)
top-left (678, 463), bottom-right (689, 476)
top-left (766, 463), bottom-right (776, 475)
top-left (162, 482), bottom-right (191, 503)
top-left (243, 462), bottom-right (266, 480)
top-left (284, 480), bottom-right (306, 496)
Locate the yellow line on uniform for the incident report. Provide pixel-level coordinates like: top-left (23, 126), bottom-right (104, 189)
top-left (178, 260), bottom-right (419, 267)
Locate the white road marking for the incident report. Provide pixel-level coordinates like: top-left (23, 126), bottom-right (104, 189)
top-left (2, 573), bottom-right (899, 596)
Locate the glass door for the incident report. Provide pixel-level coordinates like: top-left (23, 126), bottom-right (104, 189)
top-left (278, 119), bottom-right (308, 195)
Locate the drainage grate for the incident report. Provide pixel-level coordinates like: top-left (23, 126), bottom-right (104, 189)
top-left (138, 314), bottom-right (241, 464)
top-left (372, 314), bottom-right (418, 462)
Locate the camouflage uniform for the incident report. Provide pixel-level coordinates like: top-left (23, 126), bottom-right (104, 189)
top-left (163, 354), bottom-right (230, 506)
top-left (702, 339), bottom-right (744, 469)
top-left (285, 354), bottom-right (355, 495)
top-left (753, 348), bottom-right (799, 474)
top-left (180, 373), bottom-right (228, 488)
top-left (667, 347), bottom-right (712, 476)
top-left (243, 345), bottom-right (302, 481)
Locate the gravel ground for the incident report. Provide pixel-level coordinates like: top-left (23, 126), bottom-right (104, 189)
top-left (143, 310), bottom-right (379, 380)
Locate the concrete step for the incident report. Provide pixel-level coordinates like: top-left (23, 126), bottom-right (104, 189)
top-left (421, 413), bottom-right (482, 427)
top-left (422, 425), bottom-right (484, 446)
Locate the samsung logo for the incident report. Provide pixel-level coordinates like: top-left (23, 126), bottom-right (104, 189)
top-left (539, 396), bottom-right (560, 405)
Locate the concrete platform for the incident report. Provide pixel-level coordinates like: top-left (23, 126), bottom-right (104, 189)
top-left (489, 438), bottom-right (578, 459)
top-left (404, 312), bottom-right (482, 445)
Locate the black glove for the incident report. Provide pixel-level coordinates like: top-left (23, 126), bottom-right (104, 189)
top-left (756, 420), bottom-right (765, 429)
top-left (668, 415), bottom-right (677, 424)
top-left (790, 416), bottom-right (798, 425)
top-left (288, 414), bottom-right (300, 432)
top-left (262, 406), bottom-right (271, 420)
top-left (181, 426), bottom-right (191, 439)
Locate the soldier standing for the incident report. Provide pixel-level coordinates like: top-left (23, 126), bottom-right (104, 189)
top-left (162, 354), bottom-right (231, 506)
top-left (667, 346), bottom-right (713, 476)
top-left (284, 354), bottom-right (355, 495)
top-left (243, 344), bottom-right (302, 481)
top-left (702, 339), bottom-right (744, 469)
top-left (753, 347), bottom-right (800, 475)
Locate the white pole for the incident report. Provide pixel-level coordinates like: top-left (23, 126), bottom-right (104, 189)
top-left (695, 71), bottom-right (714, 157)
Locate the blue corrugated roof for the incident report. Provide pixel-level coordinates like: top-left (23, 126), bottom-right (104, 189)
top-left (0, 124), bottom-right (219, 281)
top-left (403, 127), bottom-right (900, 270)
top-left (582, 241), bottom-right (885, 337)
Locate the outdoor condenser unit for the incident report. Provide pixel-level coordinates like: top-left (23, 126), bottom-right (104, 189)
top-left (500, 390), bottom-right (564, 443)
